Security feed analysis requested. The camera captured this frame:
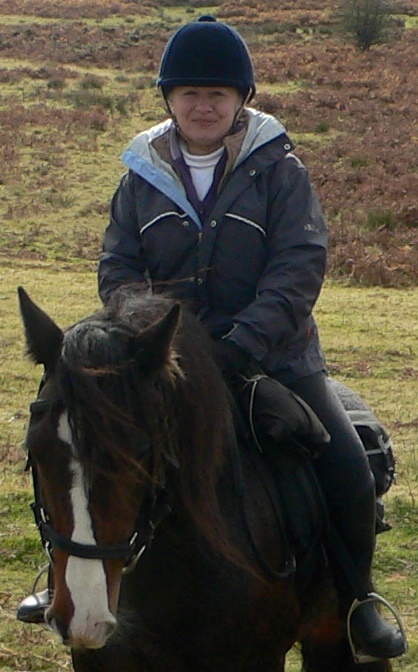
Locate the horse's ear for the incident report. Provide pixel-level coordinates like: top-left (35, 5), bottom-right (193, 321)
top-left (133, 303), bottom-right (181, 374)
top-left (18, 286), bottom-right (63, 370)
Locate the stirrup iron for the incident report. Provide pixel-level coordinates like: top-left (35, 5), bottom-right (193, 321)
top-left (347, 592), bottom-right (407, 664)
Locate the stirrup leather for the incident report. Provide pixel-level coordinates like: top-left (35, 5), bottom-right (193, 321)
top-left (347, 592), bottom-right (407, 663)
top-left (30, 563), bottom-right (50, 597)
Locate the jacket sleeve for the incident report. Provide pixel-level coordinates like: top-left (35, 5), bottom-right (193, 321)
top-left (98, 171), bottom-right (148, 303)
top-left (227, 156), bottom-right (328, 361)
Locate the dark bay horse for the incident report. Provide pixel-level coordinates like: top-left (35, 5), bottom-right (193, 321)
top-left (18, 286), bottom-right (393, 672)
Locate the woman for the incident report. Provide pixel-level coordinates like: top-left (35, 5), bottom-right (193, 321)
top-left (18, 16), bottom-right (406, 662)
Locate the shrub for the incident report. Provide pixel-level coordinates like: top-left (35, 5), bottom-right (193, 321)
top-left (315, 121), bottom-right (330, 133)
top-left (338, 0), bottom-right (403, 50)
top-left (80, 74), bottom-right (105, 90)
top-left (253, 92), bottom-right (282, 115)
top-left (65, 90), bottom-right (113, 111)
top-left (366, 209), bottom-right (397, 230)
top-left (350, 156), bottom-right (370, 168)
top-left (47, 77), bottom-right (66, 90)
top-left (134, 75), bottom-right (155, 89)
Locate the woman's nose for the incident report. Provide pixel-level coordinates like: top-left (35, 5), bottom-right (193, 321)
top-left (194, 96), bottom-right (213, 111)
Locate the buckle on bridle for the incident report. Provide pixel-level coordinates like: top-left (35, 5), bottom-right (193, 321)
top-left (123, 502), bottom-right (172, 574)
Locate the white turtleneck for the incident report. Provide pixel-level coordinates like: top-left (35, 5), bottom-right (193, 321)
top-left (180, 142), bottom-right (224, 201)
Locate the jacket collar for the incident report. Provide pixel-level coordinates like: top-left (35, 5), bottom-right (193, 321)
top-left (121, 109), bottom-right (292, 225)
top-left (123, 108), bottom-right (289, 171)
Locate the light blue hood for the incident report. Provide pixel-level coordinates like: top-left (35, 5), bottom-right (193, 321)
top-left (121, 108), bottom-right (287, 227)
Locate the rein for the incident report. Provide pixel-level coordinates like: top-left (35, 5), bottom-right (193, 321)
top-left (27, 394), bottom-right (171, 573)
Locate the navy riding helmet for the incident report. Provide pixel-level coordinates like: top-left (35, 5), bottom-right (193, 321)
top-left (157, 15), bottom-right (256, 102)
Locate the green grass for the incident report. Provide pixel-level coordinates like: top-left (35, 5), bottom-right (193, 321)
top-left (0, 9), bottom-right (177, 27)
top-left (0, 267), bottom-right (99, 672)
top-left (396, 15), bottom-right (418, 29)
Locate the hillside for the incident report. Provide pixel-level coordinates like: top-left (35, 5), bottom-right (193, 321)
top-left (0, 0), bottom-right (417, 285)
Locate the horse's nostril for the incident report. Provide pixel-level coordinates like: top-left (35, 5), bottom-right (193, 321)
top-left (104, 620), bottom-right (117, 640)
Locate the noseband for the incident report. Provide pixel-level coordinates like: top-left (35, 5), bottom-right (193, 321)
top-left (27, 395), bottom-right (171, 574)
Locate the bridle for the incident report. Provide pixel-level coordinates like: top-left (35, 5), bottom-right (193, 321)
top-left (30, 474), bottom-right (171, 574)
top-left (27, 390), bottom-right (172, 575)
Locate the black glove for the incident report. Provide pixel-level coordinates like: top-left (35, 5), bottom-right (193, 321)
top-left (243, 376), bottom-right (330, 456)
top-left (214, 339), bottom-right (251, 379)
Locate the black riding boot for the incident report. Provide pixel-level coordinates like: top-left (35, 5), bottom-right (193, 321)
top-left (16, 566), bottom-right (52, 624)
top-left (17, 588), bottom-right (51, 623)
top-left (329, 494), bottom-right (407, 662)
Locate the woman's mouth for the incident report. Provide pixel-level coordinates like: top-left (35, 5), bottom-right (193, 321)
top-left (193, 119), bottom-right (217, 126)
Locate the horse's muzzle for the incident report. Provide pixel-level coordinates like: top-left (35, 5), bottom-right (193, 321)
top-left (46, 609), bottom-right (117, 649)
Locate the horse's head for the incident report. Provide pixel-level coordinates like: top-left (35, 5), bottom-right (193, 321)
top-left (18, 287), bottom-right (183, 649)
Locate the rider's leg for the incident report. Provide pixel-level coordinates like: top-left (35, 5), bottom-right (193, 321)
top-left (285, 371), bottom-right (406, 660)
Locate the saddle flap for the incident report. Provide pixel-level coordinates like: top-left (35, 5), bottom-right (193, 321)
top-left (242, 445), bottom-right (329, 586)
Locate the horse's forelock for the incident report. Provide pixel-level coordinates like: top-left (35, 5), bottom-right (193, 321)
top-left (62, 317), bottom-right (138, 374)
top-left (56, 305), bottom-right (170, 485)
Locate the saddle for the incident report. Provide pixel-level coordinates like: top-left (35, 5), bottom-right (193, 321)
top-left (234, 375), bottom-right (395, 584)
top-left (240, 436), bottom-right (330, 590)
top-left (233, 376), bottom-right (330, 586)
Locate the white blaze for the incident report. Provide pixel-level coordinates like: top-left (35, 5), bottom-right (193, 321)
top-left (57, 412), bottom-right (116, 647)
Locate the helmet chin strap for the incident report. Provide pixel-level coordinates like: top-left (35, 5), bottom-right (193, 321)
top-left (234, 89), bottom-right (252, 124)
top-left (162, 90), bottom-right (173, 117)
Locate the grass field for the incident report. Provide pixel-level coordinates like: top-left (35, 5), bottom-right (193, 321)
top-left (1, 0), bottom-right (417, 670)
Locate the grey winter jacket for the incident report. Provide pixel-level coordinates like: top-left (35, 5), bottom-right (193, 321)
top-left (98, 108), bottom-right (328, 383)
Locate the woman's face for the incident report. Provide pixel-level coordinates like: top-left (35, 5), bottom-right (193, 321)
top-left (168, 86), bottom-right (243, 155)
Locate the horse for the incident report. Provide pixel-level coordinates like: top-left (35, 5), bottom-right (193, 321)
top-left (18, 285), bottom-right (393, 672)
